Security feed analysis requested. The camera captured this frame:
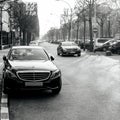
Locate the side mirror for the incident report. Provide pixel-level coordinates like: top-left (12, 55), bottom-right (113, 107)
top-left (48, 53), bottom-right (55, 61)
top-left (50, 56), bottom-right (54, 61)
top-left (3, 55), bottom-right (7, 61)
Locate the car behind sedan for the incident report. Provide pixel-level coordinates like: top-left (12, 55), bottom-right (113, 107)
top-left (2, 46), bottom-right (62, 94)
top-left (57, 41), bottom-right (81, 56)
top-left (94, 39), bottom-right (116, 52)
top-left (29, 40), bottom-right (40, 46)
top-left (94, 38), bottom-right (112, 52)
top-left (109, 40), bottom-right (120, 54)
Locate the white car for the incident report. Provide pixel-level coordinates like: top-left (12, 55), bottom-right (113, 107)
top-left (94, 38), bottom-right (111, 51)
top-left (29, 41), bottom-right (40, 46)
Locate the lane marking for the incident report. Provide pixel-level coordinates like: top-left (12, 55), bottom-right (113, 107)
top-left (1, 93), bottom-right (9, 120)
top-left (1, 107), bottom-right (9, 113)
top-left (1, 98), bottom-right (8, 103)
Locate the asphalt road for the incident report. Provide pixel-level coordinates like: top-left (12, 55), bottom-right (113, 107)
top-left (1, 42), bottom-right (120, 120)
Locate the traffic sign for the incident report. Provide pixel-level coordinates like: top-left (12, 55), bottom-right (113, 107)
top-left (93, 27), bottom-right (98, 33)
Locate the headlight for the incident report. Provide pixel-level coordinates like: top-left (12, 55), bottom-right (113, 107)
top-left (6, 69), bottom-right (17, 78)
top-left (62, 48), bottom-right (67, 51)
top-left (51, 69), bottom-right (61, 79)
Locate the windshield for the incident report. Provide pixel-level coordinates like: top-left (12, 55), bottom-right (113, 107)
top-left (8, 48), bottom-right (49, 61)
top-left (62, 42), bottom-right (77, 46)
top-left (98, 39), bottom-right (109, 43)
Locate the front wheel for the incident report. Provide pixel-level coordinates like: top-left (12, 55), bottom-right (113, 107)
top-left (57, 51), bottom-right (60, 56)
top-left (77, 53), bottom-right (81, 56)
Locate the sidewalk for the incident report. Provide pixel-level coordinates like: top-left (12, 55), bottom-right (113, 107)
top-left (0, 49), bottom-right (10, 114)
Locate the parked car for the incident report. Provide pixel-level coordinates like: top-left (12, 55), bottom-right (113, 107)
top-left (29, 40), bottom-right (40, 46)
top-left (94, 39), bottom-right (116, 52)
top-left (2, 46), bottom-right (62, 94)
top-left (57, 41), bottom-right (81, 56)
top-left (109, 40), bottom-right (120, 54)
top-left (94, 38), bottom-right (112, 52)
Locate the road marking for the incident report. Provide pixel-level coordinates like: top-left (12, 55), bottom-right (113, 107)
top-left (1, 93), bottom-right (9, 120)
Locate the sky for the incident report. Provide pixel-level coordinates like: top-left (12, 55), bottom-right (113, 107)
top-left (23, 0), bottom-right (75, 38)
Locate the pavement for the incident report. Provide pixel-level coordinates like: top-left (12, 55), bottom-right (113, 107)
top-left (0, 48), bottom-right (10, 120)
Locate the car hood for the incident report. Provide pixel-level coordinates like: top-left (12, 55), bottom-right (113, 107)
top-left (9, 60), bottom-right (58, 71)
top-left (62, 46), bottom-right (80, 49)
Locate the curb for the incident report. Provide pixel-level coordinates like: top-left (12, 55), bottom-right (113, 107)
top-left (1, 93), bottom-right (9, 120)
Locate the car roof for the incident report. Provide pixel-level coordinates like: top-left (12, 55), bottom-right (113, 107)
top-left (61, 41), bottom-right (75, 43)
top-left (11, 46), bottom-right (44, 49)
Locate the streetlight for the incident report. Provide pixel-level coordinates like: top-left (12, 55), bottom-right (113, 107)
top-left (56, 0), bottom-right (73, 41)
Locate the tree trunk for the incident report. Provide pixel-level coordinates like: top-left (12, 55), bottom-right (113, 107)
top-left (89, 3), bottom-right (93, 52)
top-left (108, 20), bottom-right (111, 37)
top-left (100, 23), bottom-right (104, 37)
top-left (68, 22), bottom-right (71, 41)
top-left (83, 16), bottom-right (86, 51)
top-left (76, 20), bottom-right (79, 42)
top-left (27, 32), bottom-right (31, 45)
top-left (23, 30), bottom-right (27, 45)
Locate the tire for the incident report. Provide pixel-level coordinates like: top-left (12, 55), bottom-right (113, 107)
top-left (78, 53), bottom-right (81, 56)
top-left (57, 51), bottom-right (60, 56)
top-left (52, 80), bottom-right (62, 95)
top-left (60, 52), bottom-right (63, 56)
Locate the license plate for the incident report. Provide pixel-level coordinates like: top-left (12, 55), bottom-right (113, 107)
top-left (25, 82), bottom-right (43, 86)
top-left (70, 51), bottom-right (75, 53)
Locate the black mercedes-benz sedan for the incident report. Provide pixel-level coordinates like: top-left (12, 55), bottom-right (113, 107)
top-left (57, 41), bottom-right (81, 56)
top-left (2, 46), bottom-right (62, 94)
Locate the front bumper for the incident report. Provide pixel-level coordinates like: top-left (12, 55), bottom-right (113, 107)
top-left (4, 75), bottom-right (61, 91)
top-left (62, 50), bottom-right (81, 55)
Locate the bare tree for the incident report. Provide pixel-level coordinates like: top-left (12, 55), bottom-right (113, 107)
top-left (96, 3), bottom-right (112, 37)
top-left (75, 0), bottom-right (97, 51)
top-left (9, 1), bottom-right (39, 45)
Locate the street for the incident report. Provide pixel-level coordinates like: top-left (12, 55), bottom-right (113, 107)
top-left (1, 42), bottom-right (120, 120)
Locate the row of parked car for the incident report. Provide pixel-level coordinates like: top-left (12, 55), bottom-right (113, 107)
top-left (94, 38), bottom-right (120, 55)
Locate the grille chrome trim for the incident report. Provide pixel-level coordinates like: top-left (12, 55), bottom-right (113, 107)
top-left (17, 71), bottom-right (51, 82)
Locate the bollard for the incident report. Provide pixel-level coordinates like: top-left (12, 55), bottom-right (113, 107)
top-left (106, 50), bottom-right (112, 56)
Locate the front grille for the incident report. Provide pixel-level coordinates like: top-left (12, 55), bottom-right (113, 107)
top-left (17, 71), bottom-right (50, 81)
top-left (67, 48), bottom-right (77, 51)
